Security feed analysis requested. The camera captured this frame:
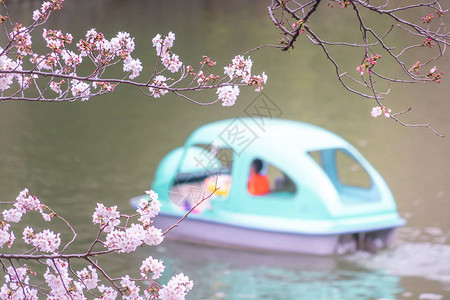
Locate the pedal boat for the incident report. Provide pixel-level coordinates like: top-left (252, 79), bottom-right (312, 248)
top-left (131, 118), bottom-right (405, 255)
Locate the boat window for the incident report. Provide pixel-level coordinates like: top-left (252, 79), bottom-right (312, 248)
top-left (191, 143), bottom-right (233, 174)
top-left (169, 144), bottom-right (233, 213)
top-left (248, 159), bottom-right (297, 196)
top-left (335, 150), bottom-right (371, 188)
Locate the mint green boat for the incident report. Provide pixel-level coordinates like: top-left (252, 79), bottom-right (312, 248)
top-left (131, 118), bottom-right (405, 255)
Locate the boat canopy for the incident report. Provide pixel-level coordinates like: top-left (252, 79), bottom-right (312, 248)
top-left (184, 118), bottom-right (351, 154)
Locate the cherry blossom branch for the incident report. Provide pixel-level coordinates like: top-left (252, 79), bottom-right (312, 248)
top-left (390, 108), bottom-right (445, 137)
top-left (267, 0), bottom-right (448, 136)
top-left (0, 1), bottom-right (267, 107)
top-left (1, 188), bottom-right (198, 299)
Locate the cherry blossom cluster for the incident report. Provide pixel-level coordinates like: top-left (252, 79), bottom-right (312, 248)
top-left (225, 55), bottom-right (268, 89)
top-left (422, 37), bottom-right (435, 48)
top-left (1, 189), bottom-right (195, 299)
top-left (409, 61), bottom-right (423, 75)
top-left (2, 0), bottom-right (148, 102)
top-left (94, 191), bottom-right (163, 253)
top-left (0, 265), bottom-right (38, 299)
top-left (408, 62), bottom-right (444, 84)
top-left (43, 28), bottom-right (73, 53)
top-left (23, 227), bottom-right (61, 253)
top-left (140, 256), bottom-right (165, 280)
top-left (422, 13), bottom-right (434, 24)
top-left (10, 24), bottom-right (33, 57)
top-left (137, 190), bottom-right (161, 222)
top-left (1, 188), bottom-right (52, 225)
top-left (224, 55), bottom-right (253, 81)
top-left (2, 22), bottom-right (141, 100)
top-left (158, 273), bottom-right (194, 300)
top-left (356, 54), bottom-right (381, 76)
top-left (152, 32), bottom-right (175, 57)
top-left (217, 85), bottom-right (240, 107)
top-left (152, 32), bottom-right (182, 73)
top-left (338, 0), bottom-right (352, 8)
top-left (0, 222), bottom-right (14, 249)
top-left (32, 0), bottom-right (64, 22)
top-left (76, 29), bottom-right (141, 80)
top-left (426, 66), bottom-right (444, 83)
top-left (93, 203), bottom-right (121, 232)
top-left (436, 9), bottom-right (445, 17)
top-left (217, 55), bottom-right (267, 106)
top-left (371, 106), bottom-right (391, 118)
top-left (0, 47), bottom-right (24, 92)
top-left (44, 258), bottom-right (84, 299)
top-left (149, 75), bottom-right (169, 98)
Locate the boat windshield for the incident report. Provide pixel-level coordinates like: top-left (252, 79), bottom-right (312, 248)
top-left (169, 144), bottom-right (234, 212)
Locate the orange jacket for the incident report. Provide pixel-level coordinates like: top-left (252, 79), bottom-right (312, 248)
top-left (248, 169), bottom-right (270, 195)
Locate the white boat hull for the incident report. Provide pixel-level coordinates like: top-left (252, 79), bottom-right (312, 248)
top-left (155, 214), bottom-right (398, 255)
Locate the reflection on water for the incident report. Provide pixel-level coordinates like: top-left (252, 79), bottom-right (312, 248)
top-left (141, 240), bottom-right (450, 300)
top-left (214, 267), bottom-right (400, 300)
top-left (2, 0), bottom-right (450, 299)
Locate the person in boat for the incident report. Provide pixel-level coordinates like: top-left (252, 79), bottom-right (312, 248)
top-left (248, 159), bottom-right (270, 196)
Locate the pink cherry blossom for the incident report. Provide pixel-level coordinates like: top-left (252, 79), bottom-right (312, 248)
top-left (162, 53), bottom-right (182, 73)
top-left (137, 192), bottom-right (161, 221)
top-left (49, 80), bottom-right (64, 95)
top-left (143, 226), bottom-right (164, 246)
top-left (371, 106), bottom-right (391, 118)
top-left (92, 203), bottom-right (121, 232)
top-left (44, 258), bottom-right (74, 298)
top-left (123, 57), bottom-right (143, 79)
top-left (71, 79), bottom-right (91, 101)
top-left (0, 266), bottom-right (38, 299)
top-left (149, 75), bottom-right (169, 98)
top-left (2, 208), bottom-right (23, 223)
top-left (61, 49), bottom-right (82, 66)
top-left (158, 273), bottom-right (193, 300)
top-left (152, 32), bottom-right (176, 56)
top-left (96, 284), bottom-right (118, 300)
top-left (120, 275), bottom-right (140, 300)
top-left (32, 229), bottom-right (61, 253)
top-left (10, 24), bottom-right (33, 56)
top-left (110, 31), bottom-right (135, 58)
top-left (77, 265), bottom-right (99, 290)
top-left (0, 222), bottom-right (15, 248)
top-left (0, 50), bottom-right (23, 91)
top-left (224, 55), bottom-right (252, 80)
top-left (217, 85), bottom-right (240, 107)
top-left (429, 66), bottom-right (437, 74)
top-left (32, 0), bottom-right (64, 22)
top-left (140, 256), bottom-right (165, 280)
top-left (371, 106), bottom-right (382, 118)
top-left (15, 188), bottom-right (43, 213)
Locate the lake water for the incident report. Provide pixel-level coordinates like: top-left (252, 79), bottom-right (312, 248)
top-left (1, 1), bottom-right (450, 299)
